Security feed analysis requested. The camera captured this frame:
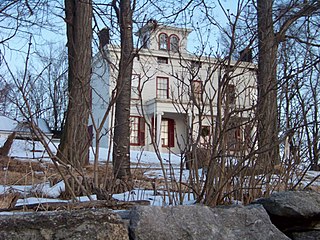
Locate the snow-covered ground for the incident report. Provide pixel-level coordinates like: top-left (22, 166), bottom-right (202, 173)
top-left (0, 137), bottom-right (197, 209)
top-left (1, 137), bottom-right (320, 212)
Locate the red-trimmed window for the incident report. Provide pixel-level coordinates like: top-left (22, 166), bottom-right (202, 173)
top-left (157, 76), bottom-right (169, 99)
top-left (161, 118), bottom-right (175, 147)
top-left (130, 116), bottom-right (145, 146)
top-left (131, 74), bottom-right (140, 99)
top-left (169, 34), bottom-right (179, 52)
top-left (159, 33), bottom-right (168, 50)
top-left (157, 56), bottom-right (168, 64)
top-left (226, 84), bottom-right (236, 106)
top-left (226, 119), bottom-right (242, 151)
top-left (200, 125), bottom-right (211, 147)
top-left (192, 80), bottom-right (202, 102)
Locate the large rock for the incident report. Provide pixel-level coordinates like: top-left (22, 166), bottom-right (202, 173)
top-left (128, 205), bottom-right (289, 240)
top-left (253, 191), bottom-right (320, 239)
top-left (0, 209), bottom-right (128, 240)
top-left (253, 191), bottom-right (320, 218)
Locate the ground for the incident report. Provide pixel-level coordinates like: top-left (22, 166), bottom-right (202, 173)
top-left (1, 137), bottom-right (320, 211)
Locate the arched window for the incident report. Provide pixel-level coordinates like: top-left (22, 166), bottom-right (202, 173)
top-left (159, 33), bottom-right (168, 50)
top-left (169, 35), bottom-right (179, 52)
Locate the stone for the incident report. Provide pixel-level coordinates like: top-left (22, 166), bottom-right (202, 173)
top-left (128, 204), bottom-right (289, 240)
top-left (0, 209), bottom-right (129, 240)
top-left (253, 191), bottom-right (320, 238)
top-left (253, 191), bottom-right (320, 218)
top-left (291, 230), bottom-right (320, 240)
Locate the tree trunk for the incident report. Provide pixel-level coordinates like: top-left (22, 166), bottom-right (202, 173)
top-left (256, 0), bottom-right (280, 168)
top-left (112, 0), bottom-right (134, 180)
top-left (57, 0), bottom-right (92, 170)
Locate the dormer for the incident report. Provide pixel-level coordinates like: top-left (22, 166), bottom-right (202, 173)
top-left (136, 20), bottom-right (192, 53)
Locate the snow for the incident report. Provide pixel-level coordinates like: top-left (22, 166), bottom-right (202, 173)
top-left (1, 136), bottom-right (320, 214)
top-left (31, 181), bottom-right (65, 198)
top-left (113, 188), bottom-right (196, 206)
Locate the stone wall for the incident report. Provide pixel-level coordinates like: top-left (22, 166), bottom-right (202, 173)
top-left (0, 191), bottom-right (319, 240)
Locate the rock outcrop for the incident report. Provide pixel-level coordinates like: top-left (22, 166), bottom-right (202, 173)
top-left (128, 204), bottom-right (289, 240)
top-left (0, 209), bottom-right (128, 240)
top-left (253, 190), bottom-right (320, 239)
top-left (0, 191), bottom-right (319, 239)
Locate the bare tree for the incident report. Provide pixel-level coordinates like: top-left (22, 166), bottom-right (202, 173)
top-left (57, 0), bottom-right (93, 169)
top-left (111, 0), bottom-right (135, 181)
top-left (256, 0), bottom-right (320, 168)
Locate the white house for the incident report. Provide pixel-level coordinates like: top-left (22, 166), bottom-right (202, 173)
top-left (0, 115), bottom-right (52, 141)
top-left (90, 22), bottom-right (257, 155)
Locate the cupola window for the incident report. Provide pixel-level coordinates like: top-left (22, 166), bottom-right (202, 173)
top-left (169, 34), bottom-right (179, 52)
top-left (159, 33), bottom-right (168, 50)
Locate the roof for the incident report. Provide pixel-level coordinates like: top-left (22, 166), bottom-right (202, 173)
top-left (0, 115), bottom-right (51, 134)
top-left (0, 115), bottom-right (18, 131)
top-left (14, 119), bottom-right (52, 134)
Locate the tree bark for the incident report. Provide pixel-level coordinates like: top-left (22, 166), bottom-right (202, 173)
top-left (256, 0), bottom-right (320, 168)
top-left (257, 0), bottom-right (280, 167)
top-left (57, 0), bottom-right (92, 170)
top-left (112, 0), bottom-right (134, 180)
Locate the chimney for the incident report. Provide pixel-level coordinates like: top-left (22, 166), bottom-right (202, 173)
top-left (239, 48), bottom-right (252, 63)
top-left (98, 28), bottom-right (110, 49)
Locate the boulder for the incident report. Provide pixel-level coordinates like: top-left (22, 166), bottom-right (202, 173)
top-left (128, 204), bottom-right (289, 240)
top-left (253, 191), bottom-right (320, 239)
top-left (0, 209), bottom-right (128, 240)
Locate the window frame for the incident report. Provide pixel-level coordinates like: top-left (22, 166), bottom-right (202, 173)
top-left (226, 84), bottom-right (236, 106)
top-left (131, 74), bottom-right (141, 100)
top-left (192, 79), bottom-right (202, 102)
top-left (157, 56), bottom-right (168, 64)
top-left (156, 76), bottom-right (169, 99)
top-left (169, 34), bottom-right (179, 52)
top-left (161, 118), bottom-right (175, 148)
top-left (130, 116), bottom-right (145, 146)
top-left (158, 33), bottom-right (169, 50)
top-left (226, 118), bottom-right (243, 151)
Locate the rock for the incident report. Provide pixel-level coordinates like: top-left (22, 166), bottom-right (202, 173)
top-left (253, 191), bottom-right (320, 218)
top-left (253, 191), bottom-right (320, 238)
top-left (128, 204), bottom-right (289, 240)
top-left (291, 230), bottom-right (320, 240)
top-left (0, 209), bottom-right (129, 240)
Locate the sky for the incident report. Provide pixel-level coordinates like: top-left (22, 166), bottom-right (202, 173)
top-left (1, 1), bottom-right (239, 74)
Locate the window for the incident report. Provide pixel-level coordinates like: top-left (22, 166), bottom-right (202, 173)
top-left (226, 84), bottom-right (236, 106)
top-left (159, 33), bottom-right (168, 50)
top-left (161, 118), bottom-right (175, 147)
top-left (226, 118), bottom-right (243, 151)
top-left (191, 60), bottom-right (202, 69)
top-left (157, 77), bottom-right (169, 99)
top-left (157, 56), bottom-right (168, 64)
top-left (201, 126), bottom-right (210, 138)
top-left (192, 80), bottom-right (202, 102)
top-left (131, 74), bottom-right (140, 99)
top-left (200, 125), bottom-right (211, 146)
top-left (142, 33), bottom-right (150, 49)
top-left (130, 116), bottom-right (145, 146)
top-left (169, 34), bottom-right (179, 52)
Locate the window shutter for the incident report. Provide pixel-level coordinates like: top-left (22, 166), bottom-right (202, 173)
top-left (168, 119), bottom-right (175, 147)
top-left (139, 117), bottom-right (145, 146)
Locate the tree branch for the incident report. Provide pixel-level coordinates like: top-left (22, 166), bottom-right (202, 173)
top-left (277, 1), bottom-right (320, 41)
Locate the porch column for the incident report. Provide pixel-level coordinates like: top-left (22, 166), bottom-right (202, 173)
top-left (188, 113), bottom-right (193, 139)
top-left (156, 112), bottom-right (163, 151)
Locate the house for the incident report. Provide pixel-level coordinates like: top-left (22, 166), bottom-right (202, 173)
top-left (90, 22), bottom-right (257, 155)
top-left (0, 115), bottom-right (53, 141)
top-left (0, 115), bottom-right (18, 139)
